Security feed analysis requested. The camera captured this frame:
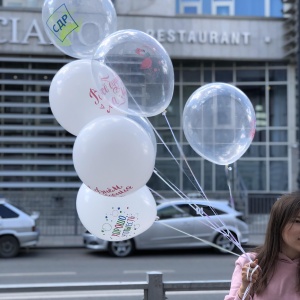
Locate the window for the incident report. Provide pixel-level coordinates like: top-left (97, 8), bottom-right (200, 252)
top-left (0, 204), bottom-right (19, 218)
top-left (177, 0), bottom-right (202, 14)
top-left (212, 0), bottom-right (234, 16)
top-left (157, 204), bottom-right (192, 219)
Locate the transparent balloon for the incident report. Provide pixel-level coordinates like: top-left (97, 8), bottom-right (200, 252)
top-left (49, 59), bottom-right (127, 136)
top-left (73, 115), bottom-right (156, 197)
top-left (76, 184), bottom-right (157, 241)
top-left (183, 83), bottom-right (256, 165)
top-left (92, 29), bottom-right (174, 117)
top-left (42, 0), bottom-right (117, 59)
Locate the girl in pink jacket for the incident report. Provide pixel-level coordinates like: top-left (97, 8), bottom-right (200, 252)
top-left (225, 191), bottom-right (300, 300)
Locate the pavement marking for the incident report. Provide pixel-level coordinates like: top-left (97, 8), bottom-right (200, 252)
top-left (123, 269), bottom-right (175, 274)
top-left (0, 272), bottom-right (77, 277)
top-left (0, 290), bottom-right (228, 299)
top-left (0, 290), bottom-right (143, 299)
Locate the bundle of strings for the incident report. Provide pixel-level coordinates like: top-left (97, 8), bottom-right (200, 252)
top-left (242, 264), bottom-right (260, 300)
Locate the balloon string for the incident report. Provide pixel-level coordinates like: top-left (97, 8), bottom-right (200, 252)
top-left (242, 283), bottom-right (252, 300)
top-left (152, 169), bottom-right (228, 233)
top-left (161, 112), bottom-right (241, 243)
top-left (149, 115), bottom-right (246, 254)
top-left (225, 165), bottom-right (235, 210)
top-left (151, 171), bottom-right (228, 233)
top-left (161, 111), bottom-right (208, 200)
top-left (152, 170), bottom-right (247, 256)
top-left (158, 222), bottom-right (240, 257)
top-left (149, 114), bottom-right (251, 261)
top-left (149, 121), bottom-right (205, 197)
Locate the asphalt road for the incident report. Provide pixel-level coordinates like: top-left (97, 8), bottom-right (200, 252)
top-left (0, 247), bottom-right (240, 300)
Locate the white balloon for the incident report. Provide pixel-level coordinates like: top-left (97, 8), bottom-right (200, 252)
top-left (73, 115), bottom-right (156, 197)
top-left (76, 184), bottom-right (157, 241)
top-left (127, 115), bottom-right (157, 155)
top-left (49, 59), bottom-right (127, 136)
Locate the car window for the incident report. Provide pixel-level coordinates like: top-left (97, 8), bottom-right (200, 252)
top-left (157, 204), bottom-right (192, 220)
top-left (190, 205), bottom-right (226, 217)
top-left (0, 204), bottom-right (19, 219)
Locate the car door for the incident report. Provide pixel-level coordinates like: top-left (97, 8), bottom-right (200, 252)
top-left (135, 203), bottom-right (197, 249)
top-left (192, 204), bottom-right (227, 243)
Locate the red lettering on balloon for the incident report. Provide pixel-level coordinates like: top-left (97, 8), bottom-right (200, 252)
top-left (93, 185), bottom-right (133, 197)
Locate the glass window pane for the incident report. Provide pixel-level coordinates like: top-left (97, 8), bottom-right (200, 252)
top-left (154, 129), bottom-right (180, 144)
top-left (0, 204), bottom-right (19, 218)
top-left (204, 161), bottom-right (213, 190)
top-left (269, 85), bottom-right (287, 126)
top-left (243, 145), bottom-right (266, 157)
top-left (270, 161), bottom-right (288, 191)
top-left (238, 85), bottom-right (266, 127)
top-left (216, 6), bottom-right (230, 15)
top-left (183, 85), bottom-right (199, 103)
top-left (216, 165), bottom-right (228, 190)
top-left (253, 130), bottom-right (266, 142)
top-left (184, 7), bottom-right (198, 14)
top-left (270, 130), bottom-right (287, 142)
top-left (183, 61), bottom-right (201, 68)
top-left (147, 160), bottom-right (180, 191)
top-left (204, 70), bottom-right (212, 82)
top-left (182, 70), bottom-right (201, 82)
top-left (269, 69), bottom-right (287, 81)
top-left (237, 161), bottom-right (266, 190)
top-left (174, 69), bottom-right (180, 82)
top-left (183, 160), bottom-right (202, 190)
top-left (236, 62), bottom-right (265, 67)
top-left (215, 61), bottom-right (233, 67)
top-left (270, 145), bottom-right (288, 157)
top-left (215, 70), bottom-right (233, 82)
top-left (151, 86), bottom-right (180, 126)
top-left (156, 143), bottom-right (180, 158)
top-left (182, 144), bottom-right (201, 157)
top-left (236, 70), bottom-right (265, 82)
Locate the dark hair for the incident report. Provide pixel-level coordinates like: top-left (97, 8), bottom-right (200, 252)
top-left (252, 191), bottom-right (300, 295)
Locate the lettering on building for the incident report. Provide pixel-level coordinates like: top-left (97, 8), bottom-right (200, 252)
top-left (147, 29), bottom-right (251, 45)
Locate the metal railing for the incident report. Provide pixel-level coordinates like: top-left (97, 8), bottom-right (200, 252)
top-left (0, 272), bottom-right (231, 300)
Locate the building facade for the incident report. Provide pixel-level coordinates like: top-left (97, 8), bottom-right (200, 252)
top-left (0, 0), bottom-right (298, 210)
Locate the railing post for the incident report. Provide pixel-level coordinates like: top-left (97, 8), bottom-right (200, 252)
top-left (146, 271), bottom-right (165, 300)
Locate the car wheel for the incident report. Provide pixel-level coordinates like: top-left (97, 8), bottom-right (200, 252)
top-left (214, 232), bottom-right (237, 254)
top-left (0, 235), bottom-right (20, 258)
top-left (108, 239), bottom-right (135, 257)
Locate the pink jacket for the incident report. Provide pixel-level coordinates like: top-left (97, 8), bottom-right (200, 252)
top-left (224, 252), bottom-right (300, 300)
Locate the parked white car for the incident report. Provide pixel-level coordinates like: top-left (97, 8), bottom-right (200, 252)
top-left (0, 199), bottom-right (40, 258)
top-left (83, 199), bottom-right (249, 257)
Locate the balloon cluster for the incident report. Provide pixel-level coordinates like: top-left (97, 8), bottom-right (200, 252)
top-left (42, 0), bottom-right (172, 241)
top-left (42, 0), bottom-right (256, 243)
